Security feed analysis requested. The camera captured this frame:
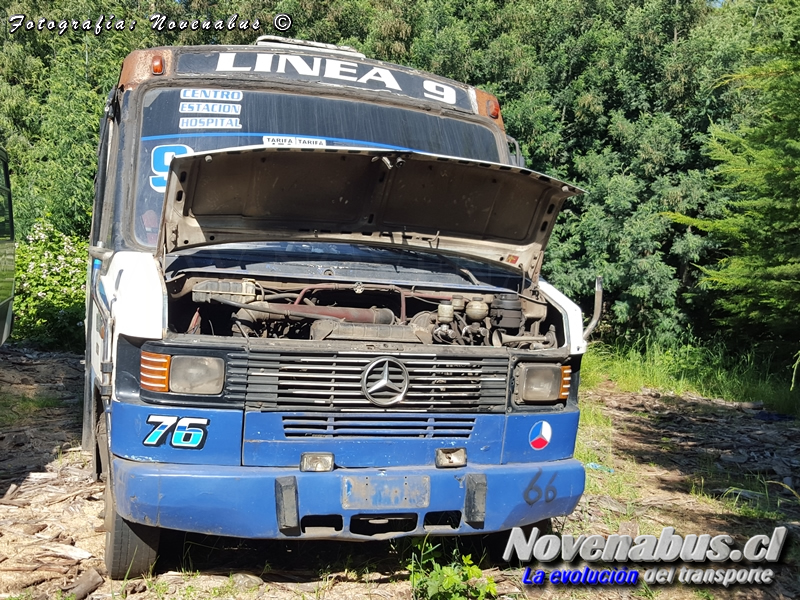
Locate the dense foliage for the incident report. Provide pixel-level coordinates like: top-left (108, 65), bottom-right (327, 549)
top-left (0, 0), bottom-right (796, 365)
top-left (673, 0), bottom-right (800, 350)
top-left (13, 221), bottom-right (87, 349)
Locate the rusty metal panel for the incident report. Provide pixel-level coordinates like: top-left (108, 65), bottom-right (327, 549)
top-left (342, 475), bottom-right (430, 509)
top-left (475, 88), bottom-right (505, 130)
top-left (119, 49), bottom-right (175, 89)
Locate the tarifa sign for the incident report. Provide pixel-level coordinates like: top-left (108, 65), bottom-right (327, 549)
top-left (176, 52), bottom-right (474, 111)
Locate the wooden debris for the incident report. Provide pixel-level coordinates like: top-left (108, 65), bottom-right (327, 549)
top-left (592, 495), bottom-right (628, 514)
top-left (65, 567), bottom-right (105, 600)
top-left (618, 520), bottom-right (639, 537)
top-left (2, 483), bottom-right (19, 500)
top-left (26, 472), bottom-right (58, 481)
top-left (0, 498), bottom-right (28, 507)
top-left (46, 490), bottom-right (88, 505)
top-left (36, 563), bottom-right (72, 574)
top-left (720, 453), bottom-right (749, 464)
top-left (124, 580), bottom-right (148, 595)
top-left (40, 542), bottom-right (92, 561)
top-left (0, 562), bottom-right (43, 571)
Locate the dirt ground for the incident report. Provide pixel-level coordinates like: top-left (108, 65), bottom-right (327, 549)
top-left (0, 345), bottom-right (797, 600)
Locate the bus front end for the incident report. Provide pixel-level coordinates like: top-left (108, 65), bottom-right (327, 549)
top-left (84, 42), bottom-right (588, 578)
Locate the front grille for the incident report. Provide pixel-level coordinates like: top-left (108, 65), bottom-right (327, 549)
top-left (282, 414), bottom-right (475, 438)
top-left (227, 351), bottom-right (509, 412)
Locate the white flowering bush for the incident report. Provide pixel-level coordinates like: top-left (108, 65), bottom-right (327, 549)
top-left (13, 221), bottom-right (88, 349)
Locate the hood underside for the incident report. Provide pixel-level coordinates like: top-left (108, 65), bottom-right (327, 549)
top-left (159, 147), bottom-right (583, 276)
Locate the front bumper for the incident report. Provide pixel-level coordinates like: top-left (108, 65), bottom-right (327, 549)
top-left (112, 456), bottom-right (585, 539)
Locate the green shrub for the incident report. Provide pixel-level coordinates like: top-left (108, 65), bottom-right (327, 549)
top-left (407, 539), bottom-right (497, 600)
top-left (13, 221), bottom-right (87, 350)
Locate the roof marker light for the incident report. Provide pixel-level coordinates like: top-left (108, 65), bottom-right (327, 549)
top-left (152, 55), bottom-right (164, 75)
top-left (487, 99), bottom-right (500, 119)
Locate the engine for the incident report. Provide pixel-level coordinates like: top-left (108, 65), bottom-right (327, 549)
top-left (165, 277), bottom-right (564, 349)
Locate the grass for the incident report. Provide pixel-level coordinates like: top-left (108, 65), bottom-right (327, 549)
top-left (208, 575), bottom-right (237, 597)
top-left (574, 339), bottom-right (800, 543)
top-left (0, 391), bottom-right (62, 426)
top-left (574, 397), bottom-right (639, 503)
top-left (148, 578), bottom-right (170, 600)
top-left (689, 469), bottom-right (792, 522)
top-left (581, 337), bottom-right (800, 415)
top-left (633, 582), bottom-right (660, 599)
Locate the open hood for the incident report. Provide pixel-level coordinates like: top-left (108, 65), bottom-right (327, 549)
top-left (159, 147), bottom-right (583, 277)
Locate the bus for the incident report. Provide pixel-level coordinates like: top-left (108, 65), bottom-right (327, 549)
top-left (83, 36), bottom-right (599, 578)
top-left (0, 148), bottom-right (13, 345)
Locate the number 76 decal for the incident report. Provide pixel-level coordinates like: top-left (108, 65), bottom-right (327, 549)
top-left (143, 415), bottom-right (210, 449)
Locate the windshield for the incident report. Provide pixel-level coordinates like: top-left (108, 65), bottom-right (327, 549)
top-left (164, 242), bottom-right (525, 291)
top-left (134, 88), bottom-right (502, 245)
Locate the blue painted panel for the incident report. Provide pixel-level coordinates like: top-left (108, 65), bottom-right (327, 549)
top-left (501, 411), bottom-right (579, 464)
top-left (242, 412), bottom-right (505, 467)
top-left (109, 400), bottom-right (243, 466)
top-left (113, 460), bottom-right (281, 536)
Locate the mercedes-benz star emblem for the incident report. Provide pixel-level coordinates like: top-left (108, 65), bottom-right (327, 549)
top-left (361, 357), bottom-right (409, 406)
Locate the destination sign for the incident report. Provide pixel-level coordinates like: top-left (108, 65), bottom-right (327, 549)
top-left (176, 52), bottom-right (474, 112)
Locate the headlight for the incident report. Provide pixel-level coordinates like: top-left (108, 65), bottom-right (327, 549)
top-left (140, 352), bottom-right (225, 395)
top-left (514, 364), bottom-right (571, 403)
top-left (170, 356), bottom-right (225, 394)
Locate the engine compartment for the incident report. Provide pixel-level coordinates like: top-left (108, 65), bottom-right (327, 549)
top-left (165, 276), bottom-right (566, 349)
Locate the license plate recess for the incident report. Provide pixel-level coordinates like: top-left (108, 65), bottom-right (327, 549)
top-left (342, 475), bottom-right (430, 509)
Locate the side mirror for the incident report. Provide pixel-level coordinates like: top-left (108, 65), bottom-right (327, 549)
top-left (506, 135), bottom-right (526, 167)
top-left (582, 276), bottom-right (603, 340)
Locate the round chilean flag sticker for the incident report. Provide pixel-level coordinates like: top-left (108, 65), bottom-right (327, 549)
top-left (529, 421), bottom-right (552, 450)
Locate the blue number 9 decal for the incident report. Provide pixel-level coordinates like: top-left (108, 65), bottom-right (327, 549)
top-left (149, 144), bottom-right (193, 192)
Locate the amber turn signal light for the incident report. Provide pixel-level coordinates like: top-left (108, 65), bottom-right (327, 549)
top-left (140, 351), bottom-right (170, 392)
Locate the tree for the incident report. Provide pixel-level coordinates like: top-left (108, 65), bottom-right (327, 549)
top-left (675, 0), bottom-right (800, 351)
top-left (0, 0), bottom-right (776, 344)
